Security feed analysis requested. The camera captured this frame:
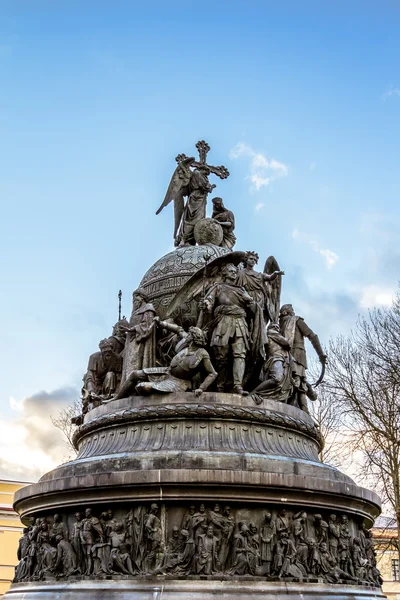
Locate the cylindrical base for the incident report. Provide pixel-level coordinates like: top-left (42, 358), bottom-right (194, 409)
top-left (5, 579), bottom-right (387, 600)
top-left (9, 394), bottom-right (385, 598)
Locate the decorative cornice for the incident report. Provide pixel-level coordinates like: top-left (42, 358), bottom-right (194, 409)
top-left (73, 402), bottom-right (322, 449)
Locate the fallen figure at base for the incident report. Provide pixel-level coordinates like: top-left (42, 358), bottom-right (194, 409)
top-left (112, 325), bottom-right (217, 398)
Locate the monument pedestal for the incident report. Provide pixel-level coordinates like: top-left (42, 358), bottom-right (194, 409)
top-left (7, 392), bottom-right (386, 599)
top-left (5, 579), bottom-right (386, 600)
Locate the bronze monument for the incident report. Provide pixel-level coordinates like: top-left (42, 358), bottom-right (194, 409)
top-left (6, 141), bottom-right (386, 600)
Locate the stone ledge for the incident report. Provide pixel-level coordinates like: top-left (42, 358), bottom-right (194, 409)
top-left (14, 468), bottom-right (381, 523)
top-left (4, 579), bottom-right (387, 600)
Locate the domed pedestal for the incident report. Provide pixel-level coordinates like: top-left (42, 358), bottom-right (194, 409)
top-left (7, 392), bottom-right (386, 599)
top-left (139, 243), bottom-right (230, 319)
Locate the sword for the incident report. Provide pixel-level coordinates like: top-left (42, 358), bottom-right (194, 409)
top-left (313, 359), bottom-right (326, 387)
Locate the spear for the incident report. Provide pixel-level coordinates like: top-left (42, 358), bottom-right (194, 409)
top-left (118, 290), bottom-right (122, 321)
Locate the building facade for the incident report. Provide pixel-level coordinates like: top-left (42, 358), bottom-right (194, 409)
top-left (373, 515), bottom-right (400, 600)
top-left (0, 480), bottom-right (30, 597)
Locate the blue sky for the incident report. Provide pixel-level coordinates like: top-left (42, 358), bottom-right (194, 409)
top-left (1, 0), bottom-right (400, 479)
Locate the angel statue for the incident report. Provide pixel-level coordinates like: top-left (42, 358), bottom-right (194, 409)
top-left (237, 252), bottom-right (284, 324)
top-left (155, 141), bottom-right (229, 246)
top-left (167, 251), bottom-right (283, 356)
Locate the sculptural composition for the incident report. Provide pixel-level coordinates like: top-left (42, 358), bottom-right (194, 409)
top-left (13, 504), bottom-right (383, 586)
top-left (78, 140), bottom-right (324, 410)
top-left (79, 258), bottom-right (322, 408)
top-left (9, 141), bottom-right (384, 600)
top-left (156, 141), bottom-right (230, 247)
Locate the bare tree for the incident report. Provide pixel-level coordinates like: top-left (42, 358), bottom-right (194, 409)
top-left (324, 291), bottom-right (400, 562)
top-left (308, 366), bottom-right (353, 469)
top-left (51, 400), bottom-right (81, 456)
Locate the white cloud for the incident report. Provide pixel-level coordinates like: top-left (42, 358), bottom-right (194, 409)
top-left (9, 396), bottom-right (23, 412)
top-left (292, 228), bottom-right (339, 270)
top-left (319, 249), bottom-right (339, 269)
top-left (0, 386), bottom-right (79, 481)
top-left (251, 175), bottom-right (270, 191)
top-left (359, 285), bottom-right (394, 309)
top-left (255, 202), bottom-right (265, 212)
top-left (382, 86), bottom-right (400, 100)
top-left (229, 142), bottom-right (288, 193)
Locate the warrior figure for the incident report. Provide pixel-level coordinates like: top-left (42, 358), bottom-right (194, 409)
top-left (202, 263), bottom-right (257, 395)
top-left (279, 303), bottom-right (327, 413)
top-left (81, 508), bottom-right (104, 576)
top-left (252, 323), bottom-right (293, 404)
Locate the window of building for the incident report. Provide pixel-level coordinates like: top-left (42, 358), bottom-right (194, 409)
top-left (392, 558), bottom-right (400, 581)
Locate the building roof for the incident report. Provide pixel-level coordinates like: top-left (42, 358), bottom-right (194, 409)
top-left (374, 515), bottom-right (397, 530)
top-left (0, 479), bottom-right (34, 485)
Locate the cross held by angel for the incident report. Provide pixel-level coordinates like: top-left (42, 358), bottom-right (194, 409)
top-left (156, 140), bottom-right (230, 247)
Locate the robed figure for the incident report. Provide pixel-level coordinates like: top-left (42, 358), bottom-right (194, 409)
top-left (122, 288), bottom-right (157, 384)
top-left (156, 158), bottom-right (214, 246)
top-left (155, 141), bottom-right (229, 246)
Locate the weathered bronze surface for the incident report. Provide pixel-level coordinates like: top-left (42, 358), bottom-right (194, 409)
top-left (156, 141), bottom-right (229, 247)
top-left (6, 142), bottom-right (387, 600)
top-left (11, 501), bottom-right (382, 582)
